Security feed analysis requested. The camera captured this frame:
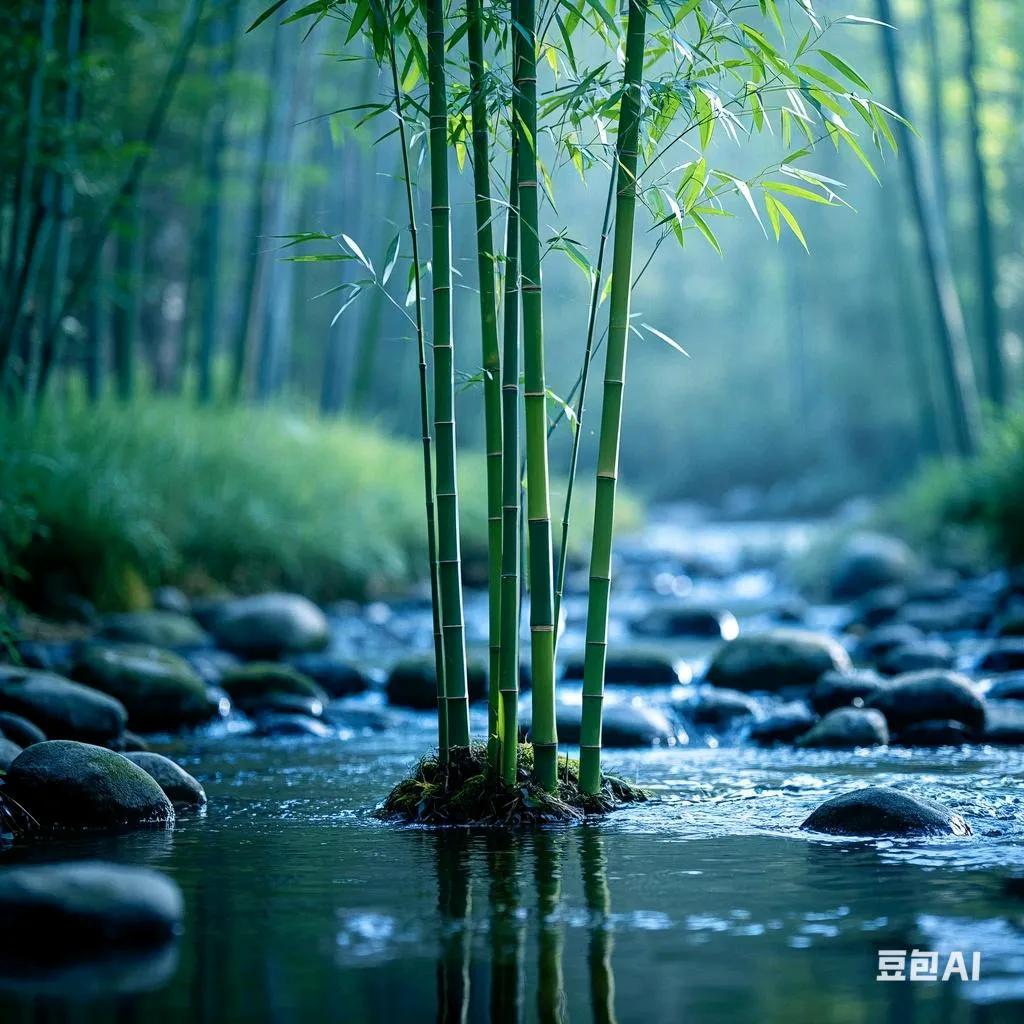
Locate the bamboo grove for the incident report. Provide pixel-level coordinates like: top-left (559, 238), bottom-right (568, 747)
top-left (246, 0), bottom-right (888, 799)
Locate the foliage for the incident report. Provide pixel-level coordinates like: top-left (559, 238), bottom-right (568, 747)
top-left (0, 398), bottom-right (638, 610)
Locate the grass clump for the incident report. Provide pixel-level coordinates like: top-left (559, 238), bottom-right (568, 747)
top-left (375, 743), bottom-right (647, 827)
top-left (0, 398), bottom-right (640, 611)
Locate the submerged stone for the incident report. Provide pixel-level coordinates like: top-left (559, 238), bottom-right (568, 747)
top-left (796, 707), bottom-right (889, 749)
top-left (123, 751), bottom-right (207, 808)
top-left (5, 740), bottom-right (174, 829)
top-left (893, 720), bottom-right (974, 747)
top-left (866, 670), bottom-right (985, 733)
top-left (210, 593), bottom-right (329, 658)
top-left (706, 629), bottom-right (850, 691)
top-left (876, 639), bottom-right (955, 677)
top-left (0, 670), bottom-right (127, 744)
top-left (801, 786), bottom-right (971, 837)
top-left (0, 861), bottom-right (182, 949)
top-left (748, 702), bottom-right (816, 745)
top-left (682, 688), bottom-right (759, 727)
top-left (810, 669), bottom-right (888, 714)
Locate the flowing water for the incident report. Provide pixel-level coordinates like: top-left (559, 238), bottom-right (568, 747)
top-left (2, 513), bottom-right (1024, 1023)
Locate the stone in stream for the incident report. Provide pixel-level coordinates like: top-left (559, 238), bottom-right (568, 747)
top-left (153, 586), bottom-right (191, 615)
top-left (865, 670), bottom-right (985, 733)
top-left (0, 711), bottom-right (46, 748)
top-left (73, 645), bottom-right (220, 732)
top-left (96, 611), bottom-right (210, 650)
top-left (796, 708), bottom-right (889, 749)
top-left (0, 670), bottom-right (127, 744)
top-left (849, 585), bottom-right (907, 629)
top-left (981, 700), bottom-right (1024, 745)
top-left (287, 654), bottom-right (371, 698)
top-left (829, 533), bottom-right (916, 601)
top-left (748, 702), bottom-right (816, 745)
top-left (892, 720), bottom-right (975, 747)
top-left (521, 701), bottom-right (678, 749)
top-left (123, 751), bottom-right (206, 808)
top-left (976, 640), bottom-right (1024, 675)
top-left (994, 607), bottom-right (1024, 638)
top-left (801, 786), bottom-right (972, 837)
top-left (682, 688), bottom-right (759, 727)
top-left (875, 638), bottom-right (954, 677)
top-left (855, 623), bottom-right (924, 663)
top-left (0, 737), bottom-right (22, 770)
top-left (561, 648), bottom-right (686, 686)
top-left (4, 740), bottom-right (174, 829)
top-left (385, 657), bottom-right (488, 709)
top-left (220, 663), bottom-right (327, 715)
top-left (631, 606), bottom-right (739, 641)
top-left (904, 570), bottom-right (962, 603)
top-left (986, 673), bottom-right (1024, 701)
top-left (182, 648), bottom-right (241, 687)
top-left (251, 713), bottom-right (334, 739)
top-left (0, 861), bottom-right (183, 949)
top-left (705, 629), bottom-right (850, 692)
top-left (13, 640), bottom-right (76, 676)
top-left (107, 730), bottom-right (151, 753)
top-left (210, 593), bottom-right (329, 658)
top-left (897, 599), bottom-right (991, 634)
top-left (810, 669), bottom-right (889, 715)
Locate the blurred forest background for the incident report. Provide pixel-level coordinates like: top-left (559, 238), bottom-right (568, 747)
top-left (1, 0), bottom-right (1022, 608)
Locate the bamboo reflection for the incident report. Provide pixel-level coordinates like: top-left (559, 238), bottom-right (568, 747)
top-left (534, 830), bottom-right (567, 1024)
top-left (435, 832), bottom-right (472, 1024)
top-left (487, 832), bottom-right (525, 1024)
top-left (580, 829), bottom-right (616, 1024)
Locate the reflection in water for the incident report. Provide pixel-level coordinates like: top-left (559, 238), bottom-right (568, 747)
top-left (430, 829), bottom-right (617, 1024)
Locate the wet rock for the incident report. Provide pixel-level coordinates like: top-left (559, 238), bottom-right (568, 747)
top-left (123, 752), bottom-right (206, 808)
top-left (810, 669), bottom-right (888, 715)
top-left (0, 737), bottom-right (21, 770)
top-left (97, 611), bottom-right (209, 650)
top-left (706, 629), bottom-right (850, 691)
top-left (801, 786), bottom-right (971, 837)
top-left (385, 658), bottom-right (487, 709)
top-left (976, 640), bottom-right (1024, 674)
top-left (13, 640), bottom-right (75, 676)
top-left (210, 593), bottom-right (329, 658)
top-left (287, 654), bottom-right (371, 698)
top-left (107, 730), bottom-right (150, 753)
top-left (5, 740), bottom-right (173, 829)
top-left (830, 533), bottom-right (916, 600)
top-left (523, 701), bottom-right (678, 748)
top-left (904, 570), bottom-right (961, 603)
top-left (0, 711), bottom-right (46, 748)
top-left (73, 645), bottom-right (219, 732)
top-left (875, 638), bottom-right (954, 676)
top-left (220, 663), bottom-right (327, 716)
top-left (849, 585), bottom-right (907, 629)
top-left (631, 606), bottom-right (739, 641)
top-left (322, 705), bottom-right (392, 732)
top-left (866, 670), bottom-right (985, 733)
top-left (981, 700), bottom-right (1024, 745)
top-left (893, 720), bottom-right (974, 747)
top-left (993, 607), bottom-right (1024, 638)
top-left (856, 623), bottom-right (924, 663)
top-left (251, 713), bottom-right (334, 739)
top-left (152, 586), bottom-right (191, 616)
top-left (182, 648), bottom-right (240, 687)
top-left (682, 688), bottom-right (759, 727)
top-left (748, 702), bottom-right (816, 744)
top-left (562, 648), bottom-right (685, 686)
top-left (0, 670), bottom-right (127, 743)
top-left (0, 861), bottom-right (182, 949)
top-left (796, 708), bottom-right (889, 749)
top-left (897, 599), bottom-right (990, 634)
top-left (986, 673), bottom-right (1024, 701)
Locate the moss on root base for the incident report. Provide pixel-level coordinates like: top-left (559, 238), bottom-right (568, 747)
top-left (375, 743), bottom-right (647, 826)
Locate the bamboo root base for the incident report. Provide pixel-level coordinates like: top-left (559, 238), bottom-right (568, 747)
top-left (374, 742), bottom-right (647, 827)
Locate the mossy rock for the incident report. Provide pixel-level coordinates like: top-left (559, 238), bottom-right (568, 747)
top-left (123, 751), bottom-right (206, 808)
top-left (210, 593), bottom-right (329, 658)
top-left (706, 629), bottom-right (850, 691)
top-left (220, 663), bottom-right (327, 714)
top-left (73, 644), bottom-right (219, 732)
top-left (385, 658), bottom-right (487, 709)
top-left (0, 670), bottom-right (127, 744)
top-left (0, 711), bottom-right (47, 748)
top-left (287, 654), bottom-right (371, 697)
top-left (0, 737), bottom-right (22, 770)
top-left (97, 611), bottom-right (209, 649)
top-left (5, 740), bottom-right (174, 830)
top-left (561, 648), bottom-right (684, 686)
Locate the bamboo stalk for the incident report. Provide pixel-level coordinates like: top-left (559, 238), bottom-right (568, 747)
top-left (498, 88), bottom-right (521, 785)
top-left (579, 0), bottom-right (648, 796)
top-left (514, 0), bottom-right (558, 792)
top-left (384, 0), bottom-right (449, 759)
top-left (466, 0), bottom-right (504, 771)
top-left (427, 0), bottom-right (471, 748)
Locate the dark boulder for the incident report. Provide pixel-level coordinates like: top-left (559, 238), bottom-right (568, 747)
top-left (631, 606), bottom-right (738, 641)
top-left (0, 861), bottom-right (182, 950)
top-left (96, 611), bottom-right (209, 650)
top-left (976, 640), bottom-right (1024, 675)
top-left (219, 663), bottom-right (327, 715)
top-left (123, 751), bottom-right (206, 808)
top-left (286, 654), bottom-right (371, 698)
top-left (810, 669), bottom-right (888, 715)
top-left (796, 708), bottom-right (889, 749)
top-left (562, 648), bottom-right (685, 686)
top-left (209, 593), bottom-right (329, 658)
top-left (893, 720), bottom-right (974, 747)
top-left (748, 702), bottom-right (816, 745)
top-left (682, 688), bottom-right (759, 727)
top-left (801, 786), bottom-right (971, 837)
top-left (856, 623), bottom-right (924, 663)
top-left (522, 701), bottom-right (678, 748)
top-left (866, 670), bottom-right (985, 733)
top-left (876, 639), bottom-right (954, 677)
top-left (385, 658), bottom-right (487, 709)
top-left (830, 534), bottom-right (916, 600)
top-left (849, 585), bottom-right (907, 629)
top-left (706, 629), bottom-right (850, 691)
top-left (0, 670), bottom-right (126, 743)
top-left (0, 711), bottom-right (46, 748)
top-left (73, 645), bottom-right (219, 731)
top-left (251, 713), bottom-right (334, 739)
top-left (5, 740), bottom-right (173, 829)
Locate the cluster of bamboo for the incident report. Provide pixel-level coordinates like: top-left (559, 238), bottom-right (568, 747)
top-left (286, 0), bottom-right (888, 800)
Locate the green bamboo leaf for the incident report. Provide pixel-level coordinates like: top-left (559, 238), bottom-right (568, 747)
top-left (581, 0), bottom-right (619, 37)
top-left (641, 323), bottom-right (690, 356)
top-left (247, 0), bottom-right (288, 33)
top-left (772, 197), bottom-right (808, 252)
top-left (818, 49), bottom-right (871, 91)
top-left (764, 192), bottom-right (782, 240)
top-left (381, 234), bottom-right (401, 286)
top-left (763, 181), bottom-right (832, 204)
top-left (690, 211), bottom-right (722, 255)
top-left (342, 233), bottom-right (373, 271)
